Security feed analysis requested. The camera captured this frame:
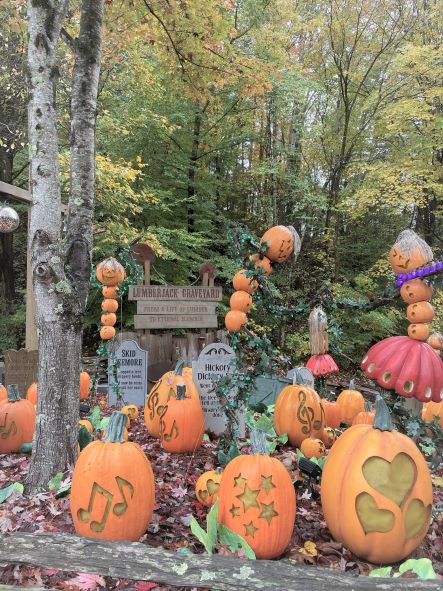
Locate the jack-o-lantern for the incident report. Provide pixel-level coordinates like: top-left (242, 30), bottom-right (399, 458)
top-left (100, 326), bottom-right (116, 340)
top-left (218, 430), bottom-right (296, 559)
top-left (274, 380), bottom-right (324, 447)
top-left (144, 360), bottom-right (200, 438)
top-left (422, 401), bottom-right (442, 428)
top-left (230, 290), bottom-right (253, 313)
top-left (250, 254), bottom-right (272, 276)
top-left (300, 437), bottom-right (325, 459)
top-left (122, 404), bottom-right (139, 420)
top-left (352, 401), bottom-right (375, 425)
top-left (408, 323), bottom-right (430, 341)
top-left (336, 381), bottom-right (365, 425)
top-left (321, 396), bottom-right (433, 564)
top-left (389, 229), bottom-right (433, 274)
top-left (0, 385), bottom-right (35, 453)
top-left (322, 400), bottom-right (341, 429)
top-left (400, 279), bottom-right (433, 304)
top-left (160, 384), bottom-right (204, 453)
top-left (96, 257), bottom-right (126, 286)
top-left (0, 385), bottom-right (7, 403)
top-left (321, 427), bottom-right (337, 448)
top-left (71, 411), bottom-right (155, 541)
top-left (260, 226), bottom-right (294, 263)
top-left (406, 302), bottom-right (435, 324)
top-left (195, 469), bottom-right (223, 507)
top-left (225, 310), bottom-right (247, 333)
top-left (232, 270), bottom-right (258, 294)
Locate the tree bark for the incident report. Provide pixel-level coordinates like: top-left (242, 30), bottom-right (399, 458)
top-left (0, 148), bottom-right (15, 300)
top-left (25, 0), bottom-right (104, 493)
top-left (187, 102), bottom-right (203, 233)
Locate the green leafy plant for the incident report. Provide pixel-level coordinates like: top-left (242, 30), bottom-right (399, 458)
top-left (246, 407), bottom-right (288, 453)
top-left (0, 482), bottom-right (23, 503)
top-left (370, 558), bottom-right (437, 580)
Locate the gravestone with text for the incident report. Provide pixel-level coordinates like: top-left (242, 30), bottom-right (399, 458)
top-left (108, 340), bottom-right (148, 406)
top-left (193, 342), bottom-right (244, 435)
top-left (4, 349), bottom-right (38, 398)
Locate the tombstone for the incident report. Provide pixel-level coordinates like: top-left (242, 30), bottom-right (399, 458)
top-left (193, 342), bottom-right (245, 436)
top-left (108, 340), bottom-right (148, 406)
top-left (286, 366), bottom-right (315, 388)
top-left (4, 349), bottom-right (38, 397)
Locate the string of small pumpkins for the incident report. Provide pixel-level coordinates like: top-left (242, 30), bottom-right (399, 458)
top-left (225, 225), bottom-right (297, 333)
top-left (95, 257), bottom-right (126, 341)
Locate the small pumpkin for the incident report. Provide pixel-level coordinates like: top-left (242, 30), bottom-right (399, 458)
top-left (406, 301), bottom-right (435, 324)
top-left (102, 286), bottom-right (118, 298)
top-left (260, 226), bottom-right (294, 263)
top-left (102, 299), bottom-right (119, 313)
top-left (160, 384), bottom-right (205, 453)
top-left (101, 313), bottom-right (117, 327)
top-left (122, 404), bottom-right (139, 420)
top-left (71, 411), bottom-right (155, 541)
top-left (0, 385), bottom-right (35, 454)
top-left (232, 270), bottom-right (258, 294)
top-left (336, 380), bottom-right (365, 425)
top-left (230, 290), bottom-right (253, 313)
top-left (80, 371), bottom-right (91, 401)
top-left (100, 326), bottom-right (116, 340)
top-left (427, 332), bottom-right (443, 351)
top-left (400, 279), bottom-right (433, 304)
top-left (225, 310), bottom-right (247, 333)
top-left (321, 396), bottom-right (433, 564)
top-left (195, 469), bottom-right (223, 507)
top-left (352, 401), bottom-right (375, 426)
top-left (407, 323), bottom-right (430, 341)
top-left (26, 382), bottom-right (38, 405)
top-left (79, 419), bottom-right (94, 434)
top-left (421, 401), bottom-right (442, 428)
top-left (322, 400), bottom-right (341, 429)
top-left (321, 427), bottom-right (337, 448)
top-left (0, 385), bottom-right (7, 403)
top-left (250, 254), bottom-right (272, 276)
top-left (96, 257), bottom-right (126, 286)
top-left (389, 229), bottom-right (433, 274)
top-left (300, 437), bottom-right (325, 459)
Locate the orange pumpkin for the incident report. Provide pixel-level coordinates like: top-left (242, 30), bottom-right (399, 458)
top-left (122, 404), bottom-right (139, 420)
top-left (400, 279), bottom-right (433, 304)
top-left (144, 360), bottom-right (200, 438)
top-left (0, 385), bottom-right (7, 403)
top-left (408, 323), bottom-right (430, 341)
top-left (102, 286), bottom-right (118, 298)
top-left (80, 371), bottom-right (90, 401)
top-left (274, 381), bottom-right (324, 447)
top-left (321, 396), bottom-right (432, 564)
top-left (232, 270), bottom-right (258, 294)
top-left (26, 383), bottom-right (38, 405)
top-left (321, 427), bottom-right (337, 448)
top-left (260, 226), bottom-right (294, 263)
top-left (0, 385), bottom-right (35, 453)
top-left (195, 469), bottom-right (223, 507)
top-left (300, 437), bottom-right (325, 459)
top-left (100, 326), bottom-right (116, 340)
top-left (422, 401), bottom-right (442, 428)
top-left (102, 299), bottom-right (119, 313)
top-left (389, 229), bottom-right (433, 274)
top-left (336, 381), bottom-right (365, 425)
top-left (230, 290), bottom-right (253, 313)
top-left (79, 419), bottom-right (94, 434)
top-left (96, 257), bottom-right (126, 286)
top-left (225, 310), bottom-right (247, 333)
top-left (352, 401), bottom-right (375, 425)
top-left (427, 332), bottom-right (443, 350)
top-left (71, 411), bottom-right (155, 541)
top-left (250, 254), bottom-right (272, 276)
top-left (160, 384), bottom-right (204, 453)
top-left (101, 313), bottom-right (117, 327)
top-left (322, 400), bottom-right (341, 429)
top-left (217, 430), bottom-right (296, 559)
top-left (406, 301), bottom-right (435, 324)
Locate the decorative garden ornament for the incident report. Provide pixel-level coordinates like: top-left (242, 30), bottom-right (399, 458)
top-left (0, 205), bottom-right (19, 233)
top-left (195, 469), bottom-right (223, 507)
top-left (389, 229), bottom-right (433, 274)
top-left (306, 307), bottom-right (339, 376)
top-left (95, 257), bottom-right (125, 341)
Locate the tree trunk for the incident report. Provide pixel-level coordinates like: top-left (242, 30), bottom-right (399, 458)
top-left (25, 0), bottom-right (104, 493)
top-left (187, 102), bottom-right (202, 233)
top-left (0, 148), bottom-right (16, 300)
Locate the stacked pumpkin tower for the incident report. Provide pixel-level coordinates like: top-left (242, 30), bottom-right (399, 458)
top-left (225, 225), bottom-right (299, 333)
top-left (95, 257), bottom-right (126, 341)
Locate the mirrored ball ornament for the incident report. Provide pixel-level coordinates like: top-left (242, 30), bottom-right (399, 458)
top-left (0, 206), bottom-right (20, 233)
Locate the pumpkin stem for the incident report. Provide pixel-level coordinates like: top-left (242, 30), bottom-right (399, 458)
top-left (174, 359), bottom-right (185, 376)
top-left (103, 411), bottom-right (127, 443)
top-left (373, 395), bottom-right (393, 432)
top-left (176, 383), bottom-right (187, 400)
top-left (7, 384), bottom-right (21, 402)
top-left (364, 401), bottom-right (372, 412)
top-left (250, 429), bottom-right (269, 455)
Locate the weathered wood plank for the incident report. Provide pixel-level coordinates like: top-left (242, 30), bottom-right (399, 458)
top-left (0, 181), bottom-right (31, 204)
top-left (137, 300), bottom-right (217, 315)
top-left (0, 532), bottom-right (440, 591)
top-left (129, 285), bottom-right (223, 301)
top-left (134, 314), bottom-right (218, 329)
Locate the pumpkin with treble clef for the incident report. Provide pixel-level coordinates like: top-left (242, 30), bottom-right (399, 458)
top-left (274, 373), bottom-right (325, 448)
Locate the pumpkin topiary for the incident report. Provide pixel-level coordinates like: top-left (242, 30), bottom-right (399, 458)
top-left (322, 400), bottom-right (341, 429)
top-left (71, 411), bottom-right (155, 541)
top-left (400, 279), bottom-right (433, 304)
top-left (352, 401), bottom-right (375, 425)
top-left (229, 290), bottom-right (253, 313)
top-left (26, 383), bottom-right (38, 405)
top-left (321, 427), bottom-right (337, 448)
top-left (232, 270), bottom-right (258, 294)
top-left (321, 396), bottom-right (433, 564)
top-left (388, 229), bottom-right (433, 274)
top-left (102, 285), bottom-right (118, 299)
top-left (100, 326), bottom-right (116, 340)
top-left (101, 313), bottom-right (117, 327)
top-left (102, 299), bottom-right (119, 313)
top-left (250, 254), bottom-right (272, 276)
top-left (300, 437), bottom-right (326, 459)
top-left (225, 310), bottom-right (247, 333)
top-left (336, 380), bottom-right (365, 425)
top-left (260, 226), bottom-right (294, 263)
top-left (218, 430), bottom-right (296, 559)
top-left (96, 257), bottom-right (126, 286)
top-left (195, 469), bottom-right (223, 507)
top-left (0, 385), bottom-right (35, 453)
top-left (407, 323), bottom-right (430, 341)
top-left (160, 384), bottom-right (205, 453)
top-left (406, 301), bottom-right (435, 324)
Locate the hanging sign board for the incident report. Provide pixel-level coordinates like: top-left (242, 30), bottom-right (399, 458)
top-left (128, 285), bottom-right (222, 301)
top-left (136, 301), bottom-right (216, 315)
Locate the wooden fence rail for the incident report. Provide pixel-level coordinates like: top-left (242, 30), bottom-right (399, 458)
top-left (0, 532), bottom-right (441, 590)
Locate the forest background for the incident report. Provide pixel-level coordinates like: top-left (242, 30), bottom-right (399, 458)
top-left (0, 0), bottom-right (442, 371)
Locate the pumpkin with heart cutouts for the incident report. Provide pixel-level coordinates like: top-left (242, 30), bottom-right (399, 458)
top-left (321, 396), bottom-right (432, 564)
top-left (195, 469), bottom-right (223, 507)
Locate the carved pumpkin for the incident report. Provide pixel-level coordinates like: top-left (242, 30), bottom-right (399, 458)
top-left (101, 313), bottom-right (117, 327)
top-left (71, 411), bottom-right (155, 541)
top-left (389, 229), bottom-right (433, 274)
top-left (400, 279), bottom-right (433, 304)
top-left (102, 286), bottom-right (119, 299)
top-left (80, 371), bottom-right (90, 401)
top-left (422, 401), bottom-right (442, 428)
top-left (232, 270), bottom-right (258, 294)
top-left (144, 360), bottom-right (200, 438)
top-left (260, 226), bottom-right (294, 263)
top-left (352, 401), bottom-right (375, 426)
top-left (0, 385), bottom-right (6, 403)
top-left (102, 299), bottom-right (119, 313)
top-left (218, 430), bottom-right (296, 559)
top-left (122, 404), bottom-right (139, 420)
top-left (427, 332), bottom-right (443, 351)
top-left (300, 437), bottom-right (325, 459)
top-left (225, 310), bottom-right (247, 333)
top-left (406, 301), bottom-right (435, 324)
top-left (336, 381), bottom-right (365, 425)
top-left (250, 254), bottom-right (272, 276)
top-left (322, 400), bottom-right (341, 429)
top-left (230, 290), bottom-right (253, 313)
top-left (26, 383), bottom-right (38, 405)
top-left (160, 384), bottom-right (204, 453)
top-left (96, 257), bottom-right (126, 286)
top-left (274, 381), bottom-right (324, 447)
top-left (321, 396), bottom-right (432, 564)
top-left (100, 326), bottom-right (116, 340)
top-left (0, 385), bottom-right (35, 454)
top-left (195, 469), bottom-right (223, 507)
top-left (79, 419), bottom-right (94, 434)
top-left (408, 323), bottom-right (430, 341)
top-left (361, 335), bottom-right (443, 402)
top-left (321, 427), bottom-right (337, 448)
top-left (306, 354), bottom-right (339, 376)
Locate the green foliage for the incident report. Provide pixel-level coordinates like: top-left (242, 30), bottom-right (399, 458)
top-left (0, 482), bottom-right (23, 503)
top-left (370, 558), bottom-right (437, 580)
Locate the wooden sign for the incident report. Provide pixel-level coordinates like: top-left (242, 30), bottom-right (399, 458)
top-left (134, 314), bottom-right (218, 330)
top-left (108, 340), bottom-right (148, 406)
top-left (128, 285), bottom-right (222, 301)
top-left (136, 301), bottom-right (216, 315)
top-left (4, 349), bottom-right (38, 398)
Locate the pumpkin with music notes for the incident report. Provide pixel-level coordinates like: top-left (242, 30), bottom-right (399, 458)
top-left (160, 384), bottom-right (204, 453)
top-left (71, 411), bottom-right (155, 541)
top-left (0, 385), bottom-right (35, 454)
top-left (195, 469), bottom-right (223, 507)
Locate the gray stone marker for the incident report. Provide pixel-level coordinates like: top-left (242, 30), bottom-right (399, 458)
top-left (108, 340), bottom-right (148, 406)
top-left (286, 366), bottom-right (314, 387)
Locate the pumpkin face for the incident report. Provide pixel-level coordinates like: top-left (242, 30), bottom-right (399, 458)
top-left (101, 313), bottom-right (117, 327)
top-left (352, 402), bottom-right (375, 426)
top-left (80, 371), bottom-right (90, 401)
top-left (230, 290), bottom-right (253, 313)
top-left (225, 310), bottom-right (247, 333)
top-left (260, 226), bottom-right (294, 263)
top-left (26, 383), bottom-right (38, 405)
top-left (0, 385), bottom-right (6, 403)
top-left (400, 279), bottom-right (433, 304)
top-left (102, 299), bottom-right (119, 313)
top-left (218, 452), bottom-right (296, 559)
top-left (422, 401), bottom-right (442, 428)
top-left (71, 411), bottom-right (155, 541)
top-left (100, 326), bottom-right (116, 340)
top-left (102, 286), bottom-right (118, 298)
top-left (321, 396), bottom-right (432, 564)
top-left (388, 230), bottom-right (433, 274)
top-left (408, 323), bottom-right (430, 341)
top-left (0, 386), bottom-right (35, 453)
top-left (122, 405), bottom-right (139, 420)
top-left (195, 470), bottom-right (222, 507)
top-left (274, 383), bottom-right (325, 447)
top-left (160, 386), bottom-right (204, 453)
top-left (406, 301), bottom-right (435, 324)
top-left (300, 437), bottom-right (325, 459)
top-left (322, 400), bottom-right (341, 429)
top-left (321, 427), bottom-right (337, 448)
top-left (336, 382), bottom-right (365, 425)
top-left (250, 254), bottom-right (272, 276)
top-left (79, 419), bottom-right (93, 434)
top-left (232, 270), bottom-right (258, 294)
top-left (96, 257), bottom-right (126, 286)
top-left (306, 354), bottom-right (339, 376)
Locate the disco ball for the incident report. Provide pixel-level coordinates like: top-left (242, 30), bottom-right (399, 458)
top-left (0, 206), bottom-right (20, 233)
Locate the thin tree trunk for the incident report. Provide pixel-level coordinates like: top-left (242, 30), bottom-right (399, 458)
top-left (187, 102), bottom-right (202, 233)
top-left (0, 148), bottom-right (15, 300)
